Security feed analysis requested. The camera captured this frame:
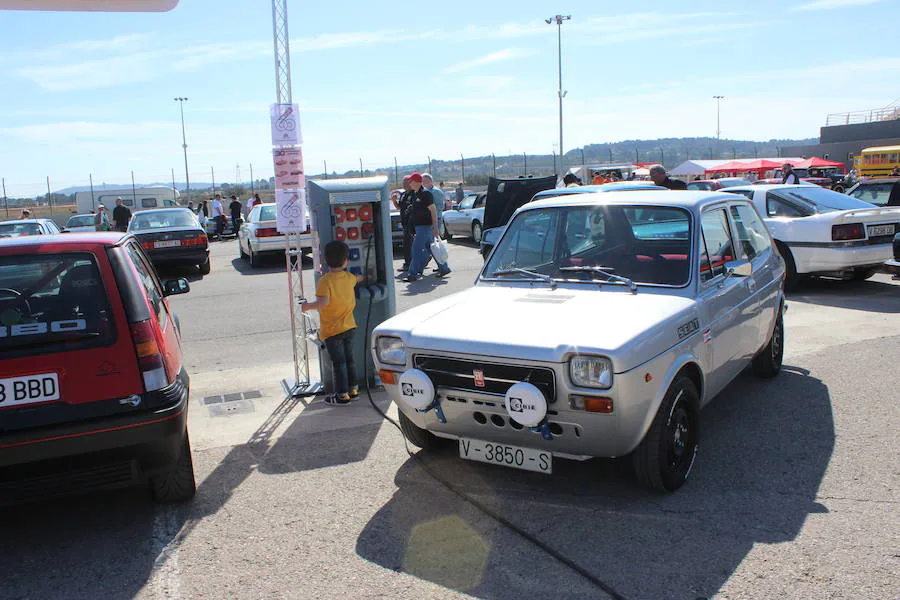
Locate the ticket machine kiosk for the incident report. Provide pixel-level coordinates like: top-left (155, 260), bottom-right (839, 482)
top-left (306, 176), bottom-right (396, 391)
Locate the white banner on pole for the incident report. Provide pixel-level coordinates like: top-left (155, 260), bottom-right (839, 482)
top-left (276, 188), bottom-right (307, 234)
top-left (270, 103), bottom-right (302, 146)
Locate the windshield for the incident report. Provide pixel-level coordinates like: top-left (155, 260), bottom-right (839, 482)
top-left (483, 205), bottom-right (692, 287)
top-left (130, 210), bottom-right (197, 230)
top-left (777, 186), bottom-right (878, 212)
top-left (849, 182), bottom-right (895, 207)
top-left (0, 253), bottom-right (116, 358)
top-left (258, 205), bottom-right (277, 221)
top-left (0, 222), bottom-right (42, 237)
top-left (66, 215), bottom-right (95, 228)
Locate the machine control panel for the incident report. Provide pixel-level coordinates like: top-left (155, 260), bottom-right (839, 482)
top-left (332, 203), bottom-right (377, 283)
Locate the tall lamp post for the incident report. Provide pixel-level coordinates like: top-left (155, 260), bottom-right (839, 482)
top-left (546, 14), bottom-right (571, 172)
top-left (174, 97), bottom-right (190, 199)
top-left (712, 95), bottom-right (724, 140)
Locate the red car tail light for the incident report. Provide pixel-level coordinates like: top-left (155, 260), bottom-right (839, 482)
top-left (130, 320), bottom-right (169, 391)
top-left (256, 227), bottom-right (279, 238)
top-left (182, 233), bottom-right (208, 246)
top-left (832, 223), bottom-right (865, 241)
top-left (141, 241), bottom-right (154, 250)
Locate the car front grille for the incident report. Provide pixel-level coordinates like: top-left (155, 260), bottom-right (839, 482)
top-left (413, 355), bottom-right (556, 403)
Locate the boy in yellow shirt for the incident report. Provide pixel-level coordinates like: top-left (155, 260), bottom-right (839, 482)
top-left (301, 241), bottom-right (363, 405)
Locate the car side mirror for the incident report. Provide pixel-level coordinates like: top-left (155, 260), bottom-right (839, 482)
top-left (163, 278), bottom-right (190, 296)
top-left (724, 260), bottom-right (753, 279)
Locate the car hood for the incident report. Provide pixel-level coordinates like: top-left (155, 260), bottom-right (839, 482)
top-left (376, 284), bottom-right (698, 372)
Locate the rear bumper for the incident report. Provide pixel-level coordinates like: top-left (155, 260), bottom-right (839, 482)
top-left (252, 234), bottom-right (311, 253)
top-left (0, 372), bottom-right (189, 472)
top-left (146, 247), bottom-right (209, 265)
top-left (789, 243), bottom-right (892, 274)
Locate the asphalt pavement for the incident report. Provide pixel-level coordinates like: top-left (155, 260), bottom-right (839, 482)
top-left (1, 236), bottom-right (897, 600)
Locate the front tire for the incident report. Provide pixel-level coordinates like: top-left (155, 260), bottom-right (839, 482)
top-left (752, 311), bottom-right (784, 378)
top-left (399, 411), bottom-right (441, 450)
top-left (150, 434), bottom-right (196, 503)
top-left (471, 221), bottom-right (483, 244)
top-left (632, 376), bottom-right (700, 493)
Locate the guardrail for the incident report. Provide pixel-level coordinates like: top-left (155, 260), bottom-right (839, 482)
top-left (826, 106), bottom-right (900, 126)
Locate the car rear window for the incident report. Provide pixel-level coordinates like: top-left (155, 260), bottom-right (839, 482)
top-left (0, 222), bottom-right (42, 238)
top-left (131, 211), bottom-right (197, 230)
top-left (66, 215), bottom-right (95, 228)
top-left (258, 205), bottom-right (277, 221)
top-left (0, 252), bottom-right (116, 358)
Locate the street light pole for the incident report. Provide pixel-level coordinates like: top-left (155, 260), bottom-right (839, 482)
top-left (547, 14), bottom-right (571, 173)
top-left (174, 97), bottom-right (190, 201)
top-left (713, 95), bottom-right (724, 141)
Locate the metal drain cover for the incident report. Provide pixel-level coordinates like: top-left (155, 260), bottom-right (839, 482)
top-left (201, 390), bottom-right (262, 417)
top-left (202, 390), bottom-right (263, 405)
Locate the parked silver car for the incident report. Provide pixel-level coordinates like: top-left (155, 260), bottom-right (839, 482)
top-left (441, 192), bottom-right (485, 243)
top-left (0, 218), bottom-right (61, 237)
top-left (238, 203), bottom-right (311, 267)
top-left (373, 190), bottom-right (786, 492)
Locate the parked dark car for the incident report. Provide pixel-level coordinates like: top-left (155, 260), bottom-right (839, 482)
top-left (127, 208), bottom-right (210, 274)
top-left (846, 178), bottom-right (900, 207)
top-left (0, 232), bottom-right (195, 504)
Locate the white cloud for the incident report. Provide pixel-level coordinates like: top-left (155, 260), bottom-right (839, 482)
top-left (792, 0), bottom-right (882, 10)
top-left (443, 48), bottom-right (537, 74)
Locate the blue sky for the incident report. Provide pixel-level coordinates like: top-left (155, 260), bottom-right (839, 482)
top-left (1, 0), bottom-right (898, 196)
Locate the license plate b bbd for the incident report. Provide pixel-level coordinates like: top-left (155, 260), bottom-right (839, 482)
top-left (0, 373), bottom-right (60, 407)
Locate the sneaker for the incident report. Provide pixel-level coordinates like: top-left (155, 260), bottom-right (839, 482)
top-left (436, 267), bottom-right (452, 278)
top-left (403, 274), bottom-right (422, 282)
top-left (397, 265), bottom-right (409, 273)
top-left (349, 386), bottom-right (360, 399)
top-left (324, 394), bottom-right (351, 406)
top-left (396, 271), bottom-right (409, 279)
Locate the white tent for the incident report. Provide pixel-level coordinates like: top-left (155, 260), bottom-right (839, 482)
top-left (669, 160), bottom-right (733, 177)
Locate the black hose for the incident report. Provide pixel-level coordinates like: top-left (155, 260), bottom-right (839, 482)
top-left (361, 223), bottom-right (628, 600)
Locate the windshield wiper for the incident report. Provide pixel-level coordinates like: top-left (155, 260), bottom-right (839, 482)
top-left (558, 266), bottom-right (638, 294)
top-left (491, 268), bottom-right (557, 289)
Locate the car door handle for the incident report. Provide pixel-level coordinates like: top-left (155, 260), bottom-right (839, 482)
top-left (747, 279), bottom-right (756, 290)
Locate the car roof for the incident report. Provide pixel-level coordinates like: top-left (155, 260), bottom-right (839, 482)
top-left (0, 218), bottom-right (54, 225)
top-left (724, 184), bottom-right (820, 191)
top-left (132, 207), bottom-right (194, 214)
top-left (532, 182), bottom-right (664, 200)
top-left (0, 232), bottom-right (127, 251)
top-left (524, 189), bottom-right (739, 212)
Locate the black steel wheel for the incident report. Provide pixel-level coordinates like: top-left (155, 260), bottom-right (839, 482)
top-left (632, 376), bottom-right (700, 493)
top-left (752, 311), bottom-right (784, 378)
top-left (399, 411), bottom-right (441, 450)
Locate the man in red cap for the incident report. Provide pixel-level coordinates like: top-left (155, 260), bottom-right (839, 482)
top-left (403, 172), bottom-right (442, 282)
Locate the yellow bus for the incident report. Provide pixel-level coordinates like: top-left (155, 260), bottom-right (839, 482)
top-left (854, 145), bottom-right (900, 176)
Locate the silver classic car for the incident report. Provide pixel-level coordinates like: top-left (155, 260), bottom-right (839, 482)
top-left (372, 190), bottom-right (786, 492)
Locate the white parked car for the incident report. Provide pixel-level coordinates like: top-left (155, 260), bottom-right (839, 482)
top-left (62, 213), bottom-right (97, 233)
top-left (373, 190), bottom-right (786, 492)
top-left (237, 203), bottom-right (311, 267)
top-left (0, 218), bottom-right (61, 238)
top-left (723, 184), bottom-right (900, 286)
top-left (441, 192), bottom-right (485, 243)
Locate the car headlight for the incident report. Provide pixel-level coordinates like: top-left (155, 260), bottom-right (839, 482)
top-left (375, 336), bottom-right (406, 366)
top-left (569, 356), bottom-right (613, 389)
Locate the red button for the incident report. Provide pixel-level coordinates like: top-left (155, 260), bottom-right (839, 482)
top-left (346, 208), bottom-right (358, 222)
top-left (334, 208), bottom-right (344, 223)
top-left (362, 222), bottom-right (375, 238)
top-left (347, 227), bottom-right (360, 240)
top-left (359, 205), bottom-right (373, 221)
top-left (335, 227), bottom-right (346, 241)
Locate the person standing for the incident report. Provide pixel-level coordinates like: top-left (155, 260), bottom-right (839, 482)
top-left (301, 241), bottom-right (363, 406)
top-left (247, 193), bottom-right (262, 216)
top-left (423, 173), bottom-right (451, 277)
top-left (212, 193), bottom-right (226, 237)
top-left (455, 182), bottom-right (464, 207)
top-left (781, 163), bottom-right (800, 184)
top-left (112, 197), bottom-right (132, 232)
top-left (229, 195), bottom-right (242, 235)
top-left (93, 205), bottom-right (111, 231)
top-left (649, 165), bottom-right (687, 190)
top-left (397, 175), bottom-right (414, 275)
top-left (187, 201), bottom-right (195, 214)
top-left (19, 209), bottom-right (31, 219)
top-left (404, 173), bottom-right (442, 282)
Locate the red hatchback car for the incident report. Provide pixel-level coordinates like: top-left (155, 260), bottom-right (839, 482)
top-left (0, 232), bottom-right (195, 503)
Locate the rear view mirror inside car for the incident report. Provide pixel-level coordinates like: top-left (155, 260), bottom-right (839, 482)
top-left (163, 278), bottom-right (190, 296)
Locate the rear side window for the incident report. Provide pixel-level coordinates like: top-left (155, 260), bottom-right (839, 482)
top-left (699, 209), bottom-right (735, 283)
top-left (0, 253), bottom-right (116, 358)
top-left (124, 242), bottom-right (168, 331)
top-left (730, 204), bottom-right (771, 261)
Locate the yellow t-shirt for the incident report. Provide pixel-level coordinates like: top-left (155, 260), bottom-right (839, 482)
top-left (316, 270), bottom-right (357, 340)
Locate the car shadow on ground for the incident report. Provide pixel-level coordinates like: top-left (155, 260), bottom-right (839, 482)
top-left (155, 264), bottom-right (205, 283)
top-left (356, 366), bottom-right (834, 600)
top-left (787, 276), bottom-right (899, 313)
top-left (229, 253), bottom-right (314, 275)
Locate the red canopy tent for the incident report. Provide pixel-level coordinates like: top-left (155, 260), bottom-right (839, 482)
top-left (706, 159), bottom-right (781, 174)
top-left (791, 157), bottom-right (845, 169)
